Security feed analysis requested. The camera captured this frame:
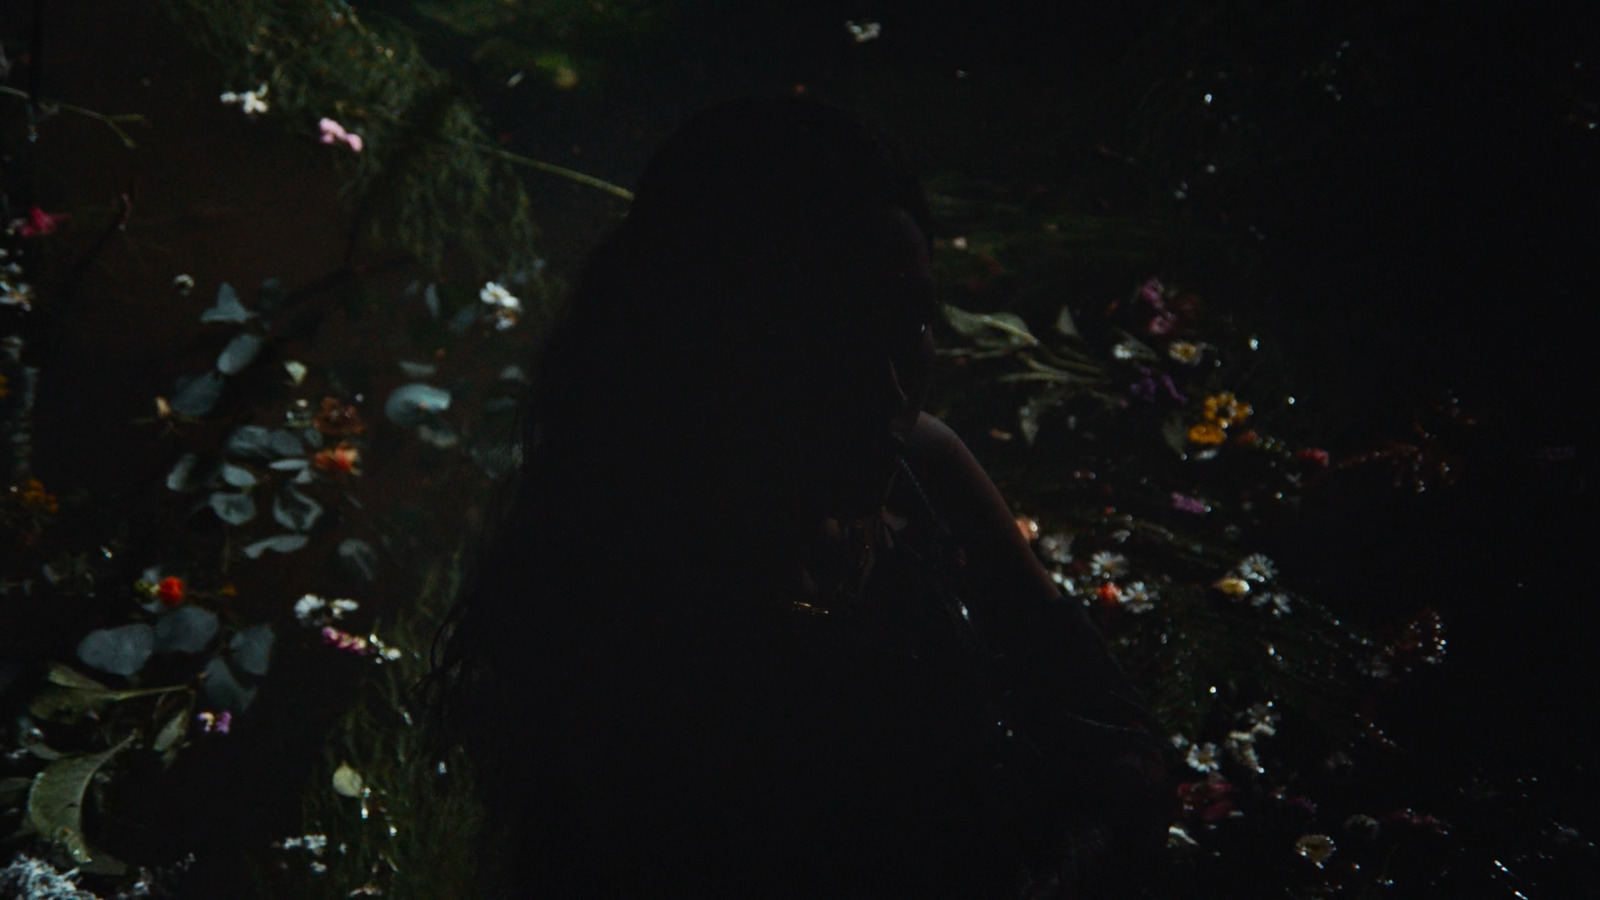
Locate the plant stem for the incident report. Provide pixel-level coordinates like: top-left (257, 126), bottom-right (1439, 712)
top-left (450, 137), bottom-right (634, 201)
top-left (0, 86), bottom-right (149, 148)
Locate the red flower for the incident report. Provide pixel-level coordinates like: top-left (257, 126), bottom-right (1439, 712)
top-left (1095, 581), bottom-right (1122, 606)
top-left (156, 576), bottom-right (186, 607)
top-left (18, 207), bottom-right (69, 238)
top-left (1177, 774), bottom-right (1236, 821)
top-left (1295, 447), bottom-right (1331, 468)
top-left (313, 442), bottom-right (361, 475)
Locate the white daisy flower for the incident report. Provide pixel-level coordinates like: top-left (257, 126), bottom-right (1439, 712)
top-left (1088, 551), bottom-right (1129, 579)
top-left (1235, 552), bottom-right (1277, 583)
top-left (1037, 532), bottom-right (1073, 565)
top-left (294, 593), bottom-right (328, 625)
top-left (1252, 592), bottom-right (1292, 616)
top-left (1186, 741), bottom-right (1222, 773)
top-left (1121, 580), bottom-right (1158, 614)
top-left (221, 83), bottom-right (270, 115)
top-left (1243, 702), bottom-right (1280, 736)
top-left (479, 281), bottom-right (521, 310)
top-left (1226, 730), bottom-right (1263, 774)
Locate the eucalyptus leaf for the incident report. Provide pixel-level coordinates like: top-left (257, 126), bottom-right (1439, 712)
top-left (153, 710), bottom-right (189, 753)
top-left (169, 371), bottom-right (225, 417)
top-left (398, 360), bottom-right (437, 378)
top-left (273, 485), bottom-right (323, 532)
top-left (942, 304), bottom-right (1038, 349)
top-left (269, 429), bottom-right (304, 457)
top-left (242, 534), bottom-right (309, 559)
top-left (339, 538), bottom-right (378, 582)
top-left (216, 332), bottom-right (264, 375)
top-left (76, 624), bottom-right (155, 676)
top-left (225, 425), bottom-right (275, 459)
top-left (424, 282), bottom-right (441, 319)
top-left (230, 624), bottom-right (275, 676)
top-left (269, 458), bottom-right (310, 471)
top-left (209, 491), bottom-right (257, 526)
top-left (202, 657), bottom-right (257, 711)
top-left (385, 383), bottom-right (451, 427)
top-left (25, 734), bottom-right (135, 867)
top-left (166, 452), bottom-right (199, 492)
top-left (221, 463), bottom-right (257, 487)
top-left (1054, 305), bottom-right (1081, 338)
top-left (154, 606), bottom-right (220, 654)
top-left (447, 302), bottom-right (479, 335)
top-left (46, 663), bottom-right (107, 691)
top-left (200, 282), bottom-right (255, 323)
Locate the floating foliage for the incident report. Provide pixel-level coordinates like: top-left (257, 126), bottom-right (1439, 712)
top-left (25, 735), bottom-right (136, 874)
top-left (243, 533), bottom-right (310, 558)
top-left (208, 491), bottom-right (257, 526)
top-left (230, 624), bottom-right (276, 676)
top-left (76, 625), bottom-right (156, 676)
top-left (168, 371), bottom-right (225, 417)
top-left (199, 282), bottom-right (257, 324)
top-left (384, 383), bottom-right (451, 427)
top-left (154, 606), bottom-right (221, 654)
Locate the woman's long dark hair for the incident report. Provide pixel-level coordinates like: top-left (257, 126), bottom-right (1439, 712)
top-left (427, 97), bottom-right (934, 893)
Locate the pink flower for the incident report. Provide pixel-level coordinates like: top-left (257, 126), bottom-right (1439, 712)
top-left (321, 626), bottom-right (374, 656)
top-left (15, 207), bottom-right (68, 237)
top-left (1170, 492), bottom-right (1209, 515)
top-left (1138, 277), bottom-right (1165, 308)
top-left (1148, 311), bottom-right (1178, 335)
top-left (318, 117), bottom-right (364, 153)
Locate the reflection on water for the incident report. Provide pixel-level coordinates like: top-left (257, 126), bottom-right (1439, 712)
top-left (2, 0), bottom-right (1596, 896)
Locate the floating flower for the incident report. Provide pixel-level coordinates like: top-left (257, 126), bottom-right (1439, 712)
top-left (15, 479), bottom-right (59, 516)
top-left (155, 576), bottom-right (186, 607)
top-left (1138, 278), bottom-right (1165, 307)
top-left (1, 279), bottom-right (35, 310)
top-left (1088, 551), bottom-right (1129, 579)
top-left (1243, 702), bottom-right (1280, 736)
top-left (1147, 311), bottom-right (1178, 335)
top-left (12, 206), bottom-right (69, 238)
top-left (1186, 741), bottom-right (1222, 773)
top-left (221, 83), bottom-right (270, 115)
top-left (1170, 492), bottom-right (1209, 514)
top-left (313, 397), bottom-right (365, 436)
top-left (321, 626), bottom-right (374, 656)
top-left (1037, 532), bottom-right (1073, 565)
top-left (1094, 581), bottom-right (1122, 605)
top-left (1295, 447), bottom-right (1331, 467)
top-left (196, 709), bottom-right (233, 734)
top-left (845, 20), bottom-right (882, 42)
top-left (317, 117), bottom-right (364, 153)
top-left (1235, 553), bottom-right (1277, 583)
top-left (1252, 592), bottom-right (1292, 615)
top-left (1014, 516), bottom-right (1039, 541)
top-left (1201, 391), bottom-right (1252, 427)
top-left (1167, 823), bottom-right (1199, 849)
top-left (173, 273), bottom-right (195, 295)
top-left (1167, 340), bottom-right (1203, 365)
top-left (313, 441), bottom-right (361, 476)
top-left (1212, 575), bottom-right (1251, 598)
top-left (1186, 422), bottom-right (1226, 445)
top-left (480, 281), bottom-right (523, 330)
top-left (1226, 730), bottom-right (1263, 774)
top-left (1111, 341), bottom-right (1140, 360)
top-left (1294, 833), bottom-right (1336, 867)
top-left (1128, 367), bottom-right (1187, 404)
top-left (1178, 773), bottom-right (1236, 820)
top-left (1121, 581), bottom-right (1157, 613)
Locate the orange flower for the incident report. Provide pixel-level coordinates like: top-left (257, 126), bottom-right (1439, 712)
top-left (16, 479), bottom-right (59, 516)
top-left (156, 576), bottom-right (186, 607)
top-left (1187, 422), bottom-right (1226, 445)
top-left (313, 397), bottom-right (366, 436)
top-left (1095, 581), bottom-right (1123, 605)
top-left (314, 442), bottom-right (362, 475)
top-left (1201, 392), bottom-right (1252, 428)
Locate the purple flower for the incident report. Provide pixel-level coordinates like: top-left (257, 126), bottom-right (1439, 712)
top-left (1171, 492), bottom-right (1209, 515)
top-left (1148, 311), bottom-right (1178, 335)
top-left (1139, 278), bottom-right (1165, 308)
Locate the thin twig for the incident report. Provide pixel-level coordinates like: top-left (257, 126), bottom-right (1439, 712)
top-left (449, 137), bottom-right (634, 201)
top-left (0, 85), bottom-right (149, 147)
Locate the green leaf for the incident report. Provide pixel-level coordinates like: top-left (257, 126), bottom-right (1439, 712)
top-left (26, 734), bottom-right (134, 869)
top-left (45, 663), bottom-right (108, 691)
top-left (153, 709), bottom-right (189, 753)
top-left (941, 304), bottom-right (1038, 349)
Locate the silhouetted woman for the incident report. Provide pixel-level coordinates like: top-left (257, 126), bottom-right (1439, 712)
top-left (432, 97), bottom-right (1166, 897)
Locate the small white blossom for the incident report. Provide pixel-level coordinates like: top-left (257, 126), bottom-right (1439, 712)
top-left (1167, 823), bottom-right (1199, 849)
top-left (1170, 733), bottom-right (1191, 751)
top-left (0, 855), bottom-right (100, 900)
top-left (330, 598), bottom-right (360, 618)
top-left (479, 281), bottom-right (521, 310)
top-left (221, 83), bottom-right (270, 116)
top-left (1186, 741), bottom-right (1221, 773)
top-left (1226, 730), bottom-right (1263, 774)
top-left (1088, 551), bottom-right (1129, 579)
top-left (294, 593), bottom-right (327, 624)
top-left (845, 20), bottom-right (882, 42)
top-left (1037, 532), bottom-right (1073, 565)
top-left (1235, 552), bottom-right (1277, 583)
top-left (1243, 702), bottom-right (1280, 736)
top-left (172, 273), bottom-right (195, 294)
top-left (1120, 580), bottom-right (1158, 614)
top-left (1, 279), bottom-right (35, 310)
top-left (1252, 592), bottom-right (1292, 616)
top-left (1111, 341), bottom-right (1139, 360)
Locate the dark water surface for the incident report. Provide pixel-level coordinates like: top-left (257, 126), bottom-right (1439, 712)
top-left (3, 0), bottom-right (1597, 896)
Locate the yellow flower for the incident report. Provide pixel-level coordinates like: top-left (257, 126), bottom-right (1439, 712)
top-left (1187, 422), bottom-right (1227, 445)
top-left (1212, 575), bottom-right (1251, 598)
top-left (1202, 392), bottom-right (1252, 427)
top-left (1167, 341), bottom-right (1203, 365)
top-left (17, 478), bottom-right (59, 516)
